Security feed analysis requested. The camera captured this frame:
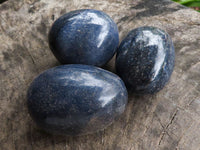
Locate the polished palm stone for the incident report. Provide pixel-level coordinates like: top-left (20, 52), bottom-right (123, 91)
top-left (27, 64), bottom-right (128, 136)
top-left (116, 26), bottom-right (175, 94)
top-left (48, 9), bottom-right (119, 67)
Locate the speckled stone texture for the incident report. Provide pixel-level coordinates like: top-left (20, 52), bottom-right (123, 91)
top-left (49, 9), bottom-right (119, 67)
top-left (1, 0), bottom-right (200, 150)
top-left (27, 64), bottom-right (128, 136)
top-left (116, 26), bottom-right (175, 94)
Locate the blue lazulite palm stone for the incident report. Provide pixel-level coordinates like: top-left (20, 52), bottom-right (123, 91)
top-left (116, 26), bottom-right (175, 94)
top-left (27, 64), bottom-right (128, 136)
top-left (49, 9), bottom-right (119, 67)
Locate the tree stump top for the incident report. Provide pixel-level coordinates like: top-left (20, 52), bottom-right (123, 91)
top-left (0, 0), bottom-right (200, 149)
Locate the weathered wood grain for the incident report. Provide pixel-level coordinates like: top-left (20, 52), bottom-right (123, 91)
top-left (0, 0), bottom-right (200, 149)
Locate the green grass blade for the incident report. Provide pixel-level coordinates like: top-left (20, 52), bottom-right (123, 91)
top-left (180, 0), bottom-right (200, 5)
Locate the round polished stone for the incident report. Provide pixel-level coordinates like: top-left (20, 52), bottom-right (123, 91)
top-left (49, 9), bottom-right (119, 67)
top-left (116, 26), bottom-right (175, 94)
top-left (27, 64), bottom-right (128, 136)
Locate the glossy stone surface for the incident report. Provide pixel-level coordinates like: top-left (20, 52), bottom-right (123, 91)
top-left (116, 26), bottom-right (175, 94)
top-left (48, 9), bottom-right (119, 67)
top-left (27, 64), bottom-right (128, 136)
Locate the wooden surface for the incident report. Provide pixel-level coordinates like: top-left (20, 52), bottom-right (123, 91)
top-left (0, 0), bottom-right (200, 149)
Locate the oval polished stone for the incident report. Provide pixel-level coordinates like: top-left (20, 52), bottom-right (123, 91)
top-left (27, 64), bottom-right (128, 136)
top-left (48, 9), bottom-right (119, 67)
top-left (116, 26), bottom-right (175, 94)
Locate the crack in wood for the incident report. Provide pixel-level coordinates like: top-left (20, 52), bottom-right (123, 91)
top-left (155, 115), bottom-right (173, 146)
top-left (158, 132), bottom-right (165, 146)
top-left (166, 109), bottom-right (178, 129)
top-left (158, 109), bottom-right (178, 146)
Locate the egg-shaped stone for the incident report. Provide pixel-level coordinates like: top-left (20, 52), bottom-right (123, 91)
top-left (27, 64), bottom-right (127, 136)
top-left (116, 26), bottom-right (175, 94)
top-left (48, 9), bottom-right (119, 67)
